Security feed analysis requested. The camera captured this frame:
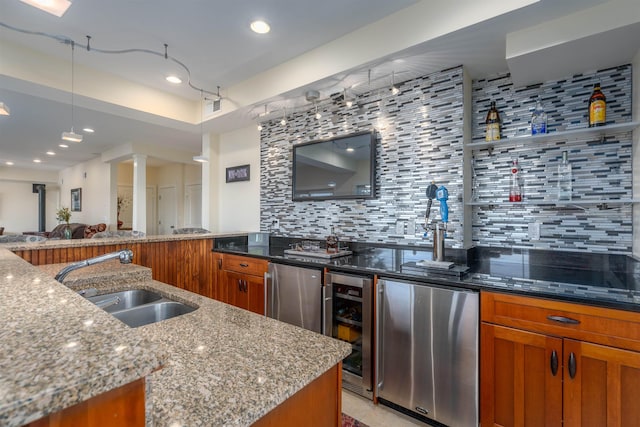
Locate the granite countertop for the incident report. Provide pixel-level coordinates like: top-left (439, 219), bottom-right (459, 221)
top-left (214, 238), bottom-right (640, 312)
top-left (0, 231), bottom-right (247, 252)
top-left (6, 251), bottom-right (351, 426)
top-left (0, 250), bottom-right (166, 427)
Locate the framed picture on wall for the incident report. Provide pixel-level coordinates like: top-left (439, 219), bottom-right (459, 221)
top-left (226, 164), bottom-right (250, 183)
top-left (71, 188), bottom-right (82, 212)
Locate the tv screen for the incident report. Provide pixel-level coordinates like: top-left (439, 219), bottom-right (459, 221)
top-left (292, 131), bottom-right (377, 201)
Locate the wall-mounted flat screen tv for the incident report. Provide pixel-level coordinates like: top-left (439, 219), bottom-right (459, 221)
top-left (292, 131), bottom-right (377, 201)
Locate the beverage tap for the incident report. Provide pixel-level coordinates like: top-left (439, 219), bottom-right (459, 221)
top-left (422, 183), bottom-right (449, 262)
top-left (423, 181), bottom-right (438, 233)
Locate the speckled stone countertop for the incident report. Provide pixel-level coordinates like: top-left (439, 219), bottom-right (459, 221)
top-left (0, 249), bottom-right (166, 427)
top-left (0, 231), bottom-right (248, 252)
top-left (7, 250), bottom-right (352, 426)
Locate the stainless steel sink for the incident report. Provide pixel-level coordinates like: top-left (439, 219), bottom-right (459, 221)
top-left (87, 289), bottom-right (163, 313)
top-left (86, 289), bottom-right (196, 327)
top-left (112, 301), bottom-right (196, 328)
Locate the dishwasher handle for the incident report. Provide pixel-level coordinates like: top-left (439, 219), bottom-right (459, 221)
top-left (263, 272), bottom-right (271, 317)
top-left (376, 281), bottom-right (384, 392)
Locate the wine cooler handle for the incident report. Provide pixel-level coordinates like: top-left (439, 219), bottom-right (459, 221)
top-left (322, 282), bottom-right (332, 336)
top-left (568, 352), bottom-right (577, 379)
top-left (550, 350), bottom-right (558, 376)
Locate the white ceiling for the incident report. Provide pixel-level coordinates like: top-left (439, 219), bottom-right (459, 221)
top-left (0, 0), bottom-right (637, 172)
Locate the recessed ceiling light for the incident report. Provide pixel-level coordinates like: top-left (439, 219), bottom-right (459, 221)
top-left (250, 20), bottom-right (270, 34)
top-left (33, 159), bottom-right (42, 163)
top-left (19, 0), bottom-right (72, 17)
top-left (5, 161), bottom-right (14, 166)
top-left (58, 143), bottom-right (69, 148)
top-left (83, 127), bottom-right (94, 133)
top-left (46, 151), bottom-right (56, 156)
top-left (346, 147), bottom-right (355, 152)
top-left (0, 102), bottom-right (10, 116)
top-left (192, 155), bottom-right (208, 163)
top-left (166, 75), bottom-right (182, 84)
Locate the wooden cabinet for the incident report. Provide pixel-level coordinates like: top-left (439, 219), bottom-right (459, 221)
top-left (481, 291), bottom-right (640, 427)
top-left (219, 253), bottom-right (268, 315)
top-left (13, 238), bottom-right (217, 300)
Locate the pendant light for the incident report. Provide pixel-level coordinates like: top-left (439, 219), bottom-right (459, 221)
top-left (390, 71), bottom-right (399, 95)
top-left (193, 90), bottom-right (208, 163)
top-left (280, 108), bottom-right (287, 126)
top-left (62, 41), bottom-right (82, 143)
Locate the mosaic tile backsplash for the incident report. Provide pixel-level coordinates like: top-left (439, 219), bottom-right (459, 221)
top-left (260, 66), bottom-right (465, 247)
top-left (260, 64), bottom-right (634, 254)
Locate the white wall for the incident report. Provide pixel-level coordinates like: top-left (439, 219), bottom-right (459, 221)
top-left (58, 157), bottom-right (112, 227)
top-left (216, 125), bottom-right (260, 232)
top-left (0, 167), bottom-right (58, 234)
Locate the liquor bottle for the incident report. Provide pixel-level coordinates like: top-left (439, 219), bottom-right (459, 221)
top-left (485, 101), bottom-right (501, 141)
top-left (588, 82), bottom-right (606, 127)
top-left (531, 99), bottom-right (547, 135)
top-left (509, 159), bottom-right (522, 202)
top-left (558, 151), bottom-right (572, 200)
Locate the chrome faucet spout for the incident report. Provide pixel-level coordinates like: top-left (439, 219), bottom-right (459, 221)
top-left (55, 249), bottom-right (134, 283)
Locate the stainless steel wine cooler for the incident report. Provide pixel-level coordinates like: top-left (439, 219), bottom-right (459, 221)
top-left (324, 272), bottom-right (373, 399)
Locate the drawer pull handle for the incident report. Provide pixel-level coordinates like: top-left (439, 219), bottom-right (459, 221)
top-left (239, 263), bottom-right (249, 268)
top-left (568, 352), bottom-right (577, 379)
top-left (550, 350), bottom-right (558, 376)
top-left (547, 315), bottom-right (580, 325)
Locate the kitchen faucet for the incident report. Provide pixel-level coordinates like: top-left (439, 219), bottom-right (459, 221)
top-left (54, 249), bottom-right (134, 283)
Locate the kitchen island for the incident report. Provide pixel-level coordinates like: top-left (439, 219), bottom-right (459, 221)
top-left (1, 247), bottom-right (351, 426)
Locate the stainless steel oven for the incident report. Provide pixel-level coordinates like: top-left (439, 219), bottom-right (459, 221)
top-left (324, 272), bottom-right (373, 399)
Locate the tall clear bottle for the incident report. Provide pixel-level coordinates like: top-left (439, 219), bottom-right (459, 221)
top-left (531, 99), bottom-right (547, 135)
top-left (557, 151), bottom-right (572, 200)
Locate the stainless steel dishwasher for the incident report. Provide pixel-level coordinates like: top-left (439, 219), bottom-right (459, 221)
top-left (376, 278), bottom-right (479, 427)
top-left (266, 263), bottom-right (323, 333)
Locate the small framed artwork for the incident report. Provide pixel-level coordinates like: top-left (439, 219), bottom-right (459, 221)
top-left (226, 164), bottom-right (251, 183)
top-left (71, 188), bottom-right (82, 212)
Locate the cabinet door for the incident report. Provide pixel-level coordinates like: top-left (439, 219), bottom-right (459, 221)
top-left (481, 323), bottom-right (563, 427)
top-left (246, 273), bottom-right (266, 315)
top-left (222, 271), bottom-right (248, 310)
top-left (563, 339), bottom-right (640, 427)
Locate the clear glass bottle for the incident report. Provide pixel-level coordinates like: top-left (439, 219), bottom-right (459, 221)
top-left (531, 99), bottom-right (547, 135)
top-left (509, 159), bottom-right (522, 202)
top-left (558, 151), bottom-right (572, 200)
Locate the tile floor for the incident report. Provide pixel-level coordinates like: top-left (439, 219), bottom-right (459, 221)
top-left (342, 390), bottom-right (426, 427)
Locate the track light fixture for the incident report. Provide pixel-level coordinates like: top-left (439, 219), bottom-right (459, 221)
top-left (61, 41), bottom-right (82, 143)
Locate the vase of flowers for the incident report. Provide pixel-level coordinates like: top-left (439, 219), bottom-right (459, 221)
top-left (56, 206), bottom-right (72, 239)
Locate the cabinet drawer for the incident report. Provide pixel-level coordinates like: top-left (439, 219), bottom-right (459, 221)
top-left (222, 254), bottom-right (268, 276)
top-left (481, 291), bottom-right (640, 352)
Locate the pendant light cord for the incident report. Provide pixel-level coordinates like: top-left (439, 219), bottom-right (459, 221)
top-left (70, 40), bottom-right (75, 131)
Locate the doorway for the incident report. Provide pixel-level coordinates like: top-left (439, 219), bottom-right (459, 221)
top-left (158, 186), bottom-right (177, 235)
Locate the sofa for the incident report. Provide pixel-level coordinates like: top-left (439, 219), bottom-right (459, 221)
top-left (23, 223), bottom-right (107, 239)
